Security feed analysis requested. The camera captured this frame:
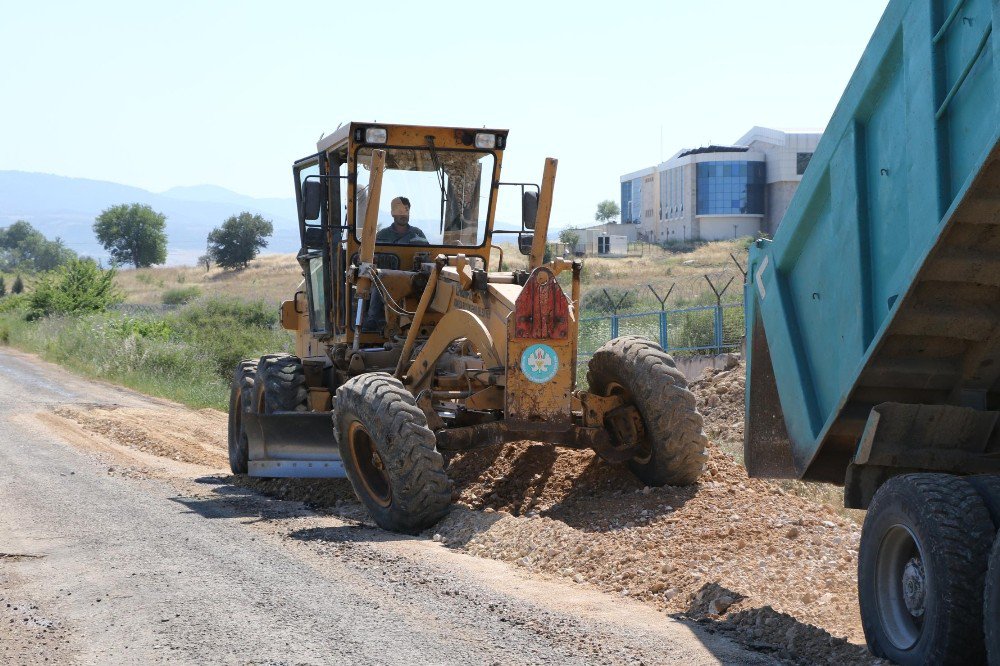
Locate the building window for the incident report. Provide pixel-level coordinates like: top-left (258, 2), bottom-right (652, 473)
top-left (696, 161), bottom-right (765, 215)
top-left (796, 152), bottom-right (813, 175)
top-left (659, 166), bottom-right (684, 221)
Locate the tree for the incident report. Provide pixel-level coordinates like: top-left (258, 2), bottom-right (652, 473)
top-left (198, 254), bottom-right (212, 272)
top-left (595, 200), bottom-right (621, 224)
top-left (93, 204), bottom-right (168, 268)
top-left (0, 276), bottom-right (7, 297)
top-left (12, 275), bottom-right (24, 294)
top-left (559, 227), bottom-right (581, 254)
top-left (206, 212), bottom-right (274, 270)
top-left (0, 220), bottom-right (76, 271)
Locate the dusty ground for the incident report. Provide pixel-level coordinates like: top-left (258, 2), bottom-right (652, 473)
top-left (0, 350), bottom-right (764, 665)
top-left (29, 351), bottom-right (883, 665)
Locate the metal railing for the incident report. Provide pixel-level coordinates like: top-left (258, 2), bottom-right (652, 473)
top-left (578, 302), bottom-right (744, 357)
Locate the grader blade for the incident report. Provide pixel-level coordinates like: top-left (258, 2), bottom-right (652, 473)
top-left (243, 411), bottom-right (345, 479)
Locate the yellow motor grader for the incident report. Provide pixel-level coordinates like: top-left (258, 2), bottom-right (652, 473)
top-left (228, 122), bottom-right (708, 533)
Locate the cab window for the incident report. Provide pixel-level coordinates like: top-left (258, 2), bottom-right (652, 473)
top-left (354, 147), bottom-right (494, 247)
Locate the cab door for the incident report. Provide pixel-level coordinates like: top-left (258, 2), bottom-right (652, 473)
top-left (293, 153), bottom-right (332, 337)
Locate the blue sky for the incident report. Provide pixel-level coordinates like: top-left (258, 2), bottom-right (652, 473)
top-left (0, 1), bottom-right (890, 228)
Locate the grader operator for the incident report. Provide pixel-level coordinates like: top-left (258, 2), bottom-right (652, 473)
top-left (228, 122), bottom-right (708, 533)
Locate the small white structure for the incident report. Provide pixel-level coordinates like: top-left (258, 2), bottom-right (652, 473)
top-left (582, 230), bottom-right (628, 256)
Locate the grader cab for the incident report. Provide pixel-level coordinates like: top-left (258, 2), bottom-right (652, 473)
top-left (228, 122), bottom-right (708, 533)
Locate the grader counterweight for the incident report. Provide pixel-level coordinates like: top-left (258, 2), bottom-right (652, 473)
top-left (228, 122), bottom-right (708, 533)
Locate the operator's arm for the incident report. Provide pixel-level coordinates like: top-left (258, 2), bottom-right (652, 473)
top-left (409, 227), bottom-right (429, 245)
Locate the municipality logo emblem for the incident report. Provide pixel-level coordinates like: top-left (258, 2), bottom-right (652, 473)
top-left (521, 344), bottom-right (559, 384)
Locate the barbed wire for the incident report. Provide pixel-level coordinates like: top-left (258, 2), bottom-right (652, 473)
top-left (578, 269), bottom-right (745, 315)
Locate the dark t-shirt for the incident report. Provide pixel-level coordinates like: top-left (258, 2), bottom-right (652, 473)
top-left (376, 224), bottom-right (428, 245)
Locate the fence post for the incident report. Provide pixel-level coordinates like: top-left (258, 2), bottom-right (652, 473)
top-left (704, 274), bottom-right (735, 355)
top-left (714, 304), bottom-right (723, 354)
top-left (602, 288), bottom-right (629, 341)
top-left (647, 284), bottom-right (675, 352)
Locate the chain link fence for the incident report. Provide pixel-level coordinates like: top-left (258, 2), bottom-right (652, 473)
top-left (579, 302), bottom-right (744, 358)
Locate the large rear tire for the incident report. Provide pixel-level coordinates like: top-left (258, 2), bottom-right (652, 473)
top-left (968, 475), bottom-right (1000, 530)
top-left (227, 360), bottom-right (256, 474)
top-left (335, 373), bottom-right (452, 534)
top-left (586, 335), bottom-right (707, 486)
top-left (987, 536), bottom-right (1000, 665)
top-left (859, 474), bottom-right (994, 665)
top-left (254, 353), bottom-right (308, 414)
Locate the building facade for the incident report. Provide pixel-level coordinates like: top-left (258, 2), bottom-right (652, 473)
top-left (618, 127), bottom-right (822, 242)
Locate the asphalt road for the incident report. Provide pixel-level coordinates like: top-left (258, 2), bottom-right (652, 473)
top-left (0, 350), bottom-right (771, 665)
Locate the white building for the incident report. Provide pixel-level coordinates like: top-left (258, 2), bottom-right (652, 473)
top-left (619, 127), bottom-right (822, 242)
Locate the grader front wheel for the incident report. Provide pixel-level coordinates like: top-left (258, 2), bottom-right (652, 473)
top-left (335, 373), bottom-right (452, 534)
top-left (227, 360), bottom-right (257, 475)
top-left (587, 336), bottom-right (708, 486)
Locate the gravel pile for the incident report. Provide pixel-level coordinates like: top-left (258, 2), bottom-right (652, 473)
top-left (689, 358), bottom-right (745, 450)
top-left (439, 361), bottom-right (877, 663)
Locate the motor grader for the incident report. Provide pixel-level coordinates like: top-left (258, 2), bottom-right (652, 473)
top-left (228, 122), bottom-right (708, 533)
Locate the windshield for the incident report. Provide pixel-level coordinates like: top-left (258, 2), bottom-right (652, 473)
top-left (354, 146), bottom-right (494, 247)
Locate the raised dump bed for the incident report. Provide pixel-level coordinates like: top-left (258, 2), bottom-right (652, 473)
top-left (744, 0), bottom-right (1000, 662)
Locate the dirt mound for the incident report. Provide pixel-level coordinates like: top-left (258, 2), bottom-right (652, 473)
top-left (234, 476), bottom-right (357, 509)
top-left (441, 360), bottom-right (870, 661)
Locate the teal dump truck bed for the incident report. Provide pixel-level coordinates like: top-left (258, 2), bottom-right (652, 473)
top-left (745, 0), bottom-right (1000, 491)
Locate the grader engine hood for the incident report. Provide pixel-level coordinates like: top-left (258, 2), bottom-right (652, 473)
top-left (505, 267), bottom-right (573, 431)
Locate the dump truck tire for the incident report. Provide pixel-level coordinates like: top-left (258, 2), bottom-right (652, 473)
top-left (968, 475), bottom-right (1000, 530)
top-left (987, 536), bottom-right (1000, 665)
top-left (586, 335), bottom-right (707, 486)
top-left (227, 360), bottom-right (257, 474)
top-left (859, 474), bottom-right (994, 665)
top-left (254, 353), bottom-right (308, 413)
top-left (335, 373), bottom-right (452, 534)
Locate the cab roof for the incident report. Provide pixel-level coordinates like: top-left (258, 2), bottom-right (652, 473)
top-left (316, 122), bottom-right (508, 154)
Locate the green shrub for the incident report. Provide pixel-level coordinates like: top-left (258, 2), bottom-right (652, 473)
top-left (171, 297), bottom-right (276, 332)
top-left (0, 293), bottom-right (28, 313)
top-left (167, 297), bottom-right (284, 380)
top-left (106, 316), bottom-right (173, 341)
top-left (581, 288), bottom-right (635, 314)
top-left (27, 259), bottom-right (123, 320)
top-left (162, 286), bottom-right (202, 305)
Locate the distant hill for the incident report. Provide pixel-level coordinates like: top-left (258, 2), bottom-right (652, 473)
top-left (0, 171), bottom-right (299, 265)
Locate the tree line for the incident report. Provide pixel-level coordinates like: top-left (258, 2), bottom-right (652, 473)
top-left (1, 205), bottom-right (274, 277)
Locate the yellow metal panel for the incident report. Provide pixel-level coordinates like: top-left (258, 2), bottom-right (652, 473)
top-left (505, 308), bottom-right (573, 431)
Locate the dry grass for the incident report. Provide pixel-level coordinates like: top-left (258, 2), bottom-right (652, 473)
top-left (116, 239), bottom-right (749, 309)
top-left (117, 254), bottom-right (302, 306)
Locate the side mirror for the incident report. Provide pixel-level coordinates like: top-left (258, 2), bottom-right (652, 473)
top-left (522, 191), bottom-right (538, 230)
top-left (302, 180), bottom-right (323, 221)
top-left (518, 233), bottom-right (534, 255)
top-left (303, 226), bottom-right (324, 249)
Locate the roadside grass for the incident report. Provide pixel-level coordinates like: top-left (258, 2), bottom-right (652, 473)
top-left (0, 297), bottom-right (293, 410)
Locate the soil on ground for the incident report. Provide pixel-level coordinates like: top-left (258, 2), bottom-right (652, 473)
top-left (45, 360), bottom-right (882, 664)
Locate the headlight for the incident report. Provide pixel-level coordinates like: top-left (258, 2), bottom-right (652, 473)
top-left (365, 127), bottom-right (387, 144)
top-left (474, 132), bottom-right (496, 149)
